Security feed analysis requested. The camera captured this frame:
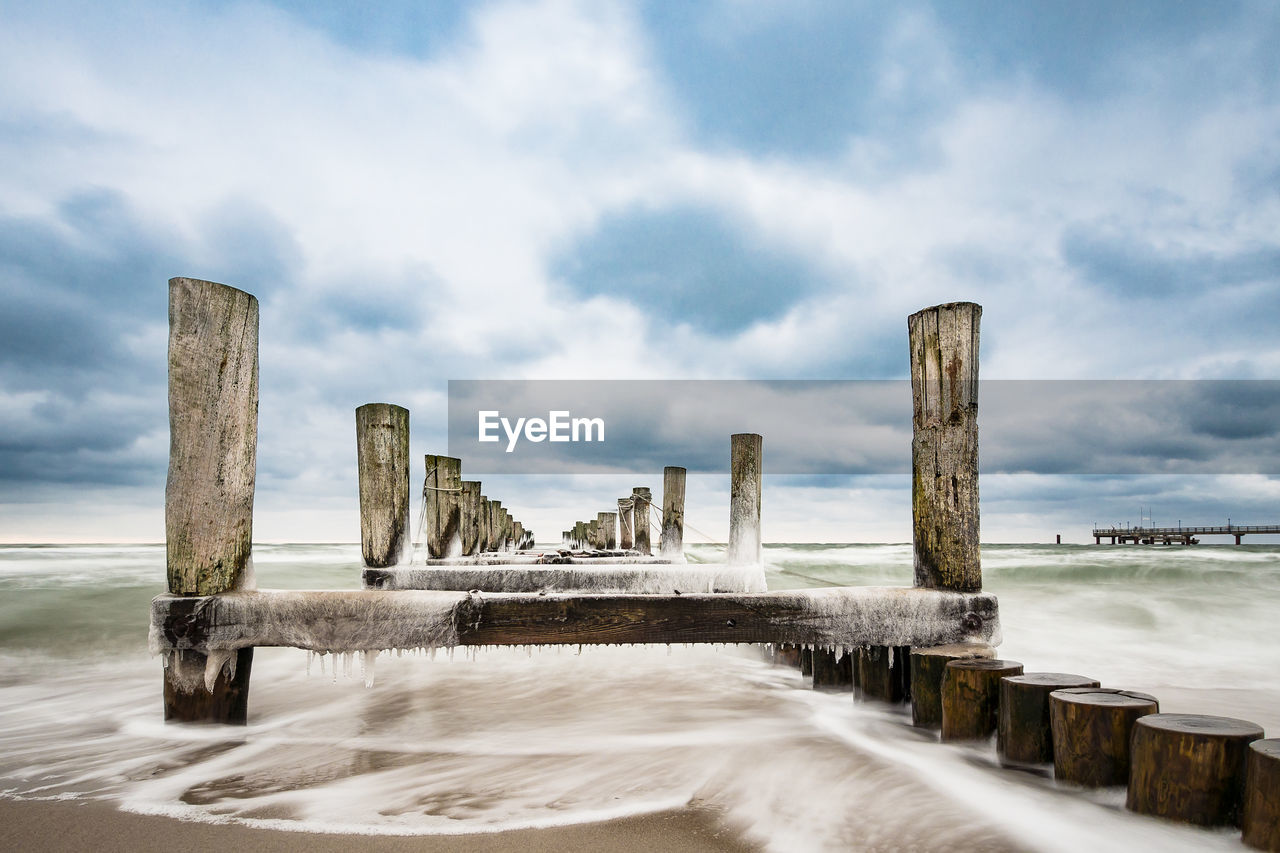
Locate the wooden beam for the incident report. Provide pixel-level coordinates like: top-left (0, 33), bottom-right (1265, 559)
top-left (362, 564), bottom-right (766, 594)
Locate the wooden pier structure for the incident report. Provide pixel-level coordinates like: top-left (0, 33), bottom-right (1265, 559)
top-left (1092, 524), bottom-right (1280, 546)
top-left (150, 280), bottom-right (1275, 846)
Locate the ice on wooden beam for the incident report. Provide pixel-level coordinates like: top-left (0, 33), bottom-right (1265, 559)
top-left (150, 586), bottom-right (1000, 657)
top-left (362, 564), bottom-right (768, 594)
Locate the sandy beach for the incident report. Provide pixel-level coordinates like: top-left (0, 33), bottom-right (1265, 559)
top-left (0, 799), bottom-right (758, 853)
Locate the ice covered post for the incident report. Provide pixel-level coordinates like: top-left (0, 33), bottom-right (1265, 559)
top-left (909, 302), bottom-right (982, 592)
top-left (660, 466), bottom-right (686, 560)
top-left (727, 434), bottom-right (762, 565)
top-left (618, 498), bottom-right (634, 550)
top-left (164, 276), bottom-right (258, 723)
top-left (356, 403), bottom-right (410, 568)
top-left (423, 454), bottom-right (461, 558)
top-left (632, 487), bottom-right (652, 555)
top-left (460, 481), bottom-right (482, 556)
top-left (598, 511), bottom-right (617, 549)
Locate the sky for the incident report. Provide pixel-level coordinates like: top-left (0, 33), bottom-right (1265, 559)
top-left (1, 0), bottom-right (1278, 544)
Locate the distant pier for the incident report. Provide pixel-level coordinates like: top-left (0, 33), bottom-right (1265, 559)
top-left (1092, 524), bottom-right (1280, 545)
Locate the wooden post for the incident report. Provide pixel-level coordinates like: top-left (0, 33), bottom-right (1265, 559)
top-left (478, 497), bottom-right (491, 553)
top-left (812, 649), bottom-right (853, 691)
top-left (164, 277), bottom-right (259, 724)
top-left (727, 434), bottom-right (762, 565)
top-left (909, 302), bottom-right (981, 592)
top-left (941, 658), bottom-right (1023, 741)
top-left (618, 498), bottom-right (634, 550)
top-left (856, 646), bottom-right (911, 703)
top-left (661, 466), bottom-right (686, 560)
top-left (1049, 688), bottom-right (1158, 787)
top-left (356, 403), bottom-right (410, 568)
top-left (632, 487), bottom-right (652, 555)
top-left (487, 501), bottom-right (503, 552)
top-left (598, 512), bottom-right (617, 549)
top-left (799, 647), bottom-right (813, 677)
top-left (1243, 739), bottom-right (1280, 850)
top-left (499, 506), bottom-right (512, 551)
top-left (998, 673), bottom-right (1099, 764)
top-left (460, 482), bottom-right (481, 556)
top-left (909, 643), bottom-right (995, 728)
top-left (512, 521), bottom-right (525, 551)
top-left (1127, 714), bottom-right (1263, 826)
top-left (423, 455), bottom-right (461, 558)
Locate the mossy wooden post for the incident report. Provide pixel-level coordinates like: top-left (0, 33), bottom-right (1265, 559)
top-left (1049, 688), bottom-right (1158, 787)
top-left (618, 499), bottom-right (634, 550)
top-left (727, 434), bottom-right (762, 565)
top-left (632, 487), bottom-right (652, 555)
top-left (478, 497), bottom-right (491, 553)
top-left (1243, 739), bottom-right (1280, 850)
top-left (661, 466), bottom-right (686, 560)
top-left (941, 658), bottom-right (1023, 741)
top-left (1127, 714), bottom-right (1263, 826)
top-left (356, 403), bottom-right (410, 568)
top-left (460, 482), bottom-right (482, 556)
top-left (164, 277), bottom-right (258, 724)
top-left (599, 512), bottom-right (617, 549)
top-left (487, 501), bottom-right (503, 552)
top-left (909, 643), bottom-right (995, 728)
top-left (998, 673), bottom-right (1099, 764)
top-left (423, 454), bottom-right (461, 558)
top-left (909, 302), bottom-right (981, 592)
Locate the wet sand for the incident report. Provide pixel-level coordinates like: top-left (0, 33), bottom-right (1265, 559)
top-left (0, 798), bottom-right (759, 853)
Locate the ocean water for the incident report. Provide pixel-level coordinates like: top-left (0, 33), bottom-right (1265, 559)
top-left (2, 542), bottom-right (1277, 851)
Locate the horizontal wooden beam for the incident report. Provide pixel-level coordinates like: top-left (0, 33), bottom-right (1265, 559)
top-left (407, 553), bottom-right (679, 566)
top-left (362, 565), bottom-right (765, 594)
top-left (150, 587), bottom-right (1000, 654)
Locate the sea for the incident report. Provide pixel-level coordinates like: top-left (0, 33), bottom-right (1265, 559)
top-left (1, 542), bottom-right (1277, 852)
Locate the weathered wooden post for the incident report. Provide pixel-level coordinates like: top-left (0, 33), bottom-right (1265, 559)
top-left (164, 276), bottom-right (258, 723)
top-left (856, 645), bottom-right (911, 703)
top-left (478, 497), bottom-right (491, 553)
top-left (587, 518), bottom-right (600, 550)
top-left (1050, 688), bottom-right (1159, 787)
top-left (460, 481), bottom-right (481, 556)
top-left (1243, 739), bottom-right (1280, 850)
top-left (512, 521), bottom-right (525, 551)
top-left (422, 454), bottom-right (461, 558)
top-left (356, 403), bottom-right (410, 568)
top-left (661, 466), bottom-right (686, 560)
top-left (598, 511), bottom-right (617, 549)
top-left (485, 500), bottom-right (501, 552)
top-left (1127, 714), bottom-right (1263, 826)
top-left (998, 673), bottom-right (1099, 764)
top-left (618, 498), bottom-right (634, 550)
top-left (498, 505), bottom-right (512, 551)
top-left (909, 302), bottom-right (981, 591)
top-left (940, 658), bottom-right (1023, 741)
top-left (812, 649), bottom-right (853, 691)
top-left (632, 487), bottom-right (652, 555)
top-left (727, 434), bottom-right (762, 565)
top-left (909, 643), bottom-right (995, 728)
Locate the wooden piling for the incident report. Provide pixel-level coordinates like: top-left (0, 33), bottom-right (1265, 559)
top-left (1127, 714), bottom-right (1264, 826)
top-left (164, 277), bottom-right (259, 723)
top-left (423, 455), bottom-right (461, 558)
top-left (857, 646), bottom-right (911, 703)
top-left (998, 673), bottom-right (1099, 764)
top-left (661, 466), bottom-right (686, 560)
top-left (356, 403), bottom-right (410, 568)
top-left (1243, 739), bottom-right (1280, 850)
top-left (1049, 688), bottom-right (1158, 787)
top-left (941, 658), bottom-right (1023, 741)
top-left (727, 434), bottom-right (762, 565)
top-left (488, 501), bottom-right (504, 552)
top-left (599, 511), bottom-right (617, 549)
top-left (478, 497), bottom-right (491, 553)
top-left (909, 302), bottom-right (981, 592)
top-left (499, 507), bottom-right (512, 551)
top-left (632, 488), bottom-right (652, 555)
top-left (460, 482), bottom-right (481, 556)
top-left (800, 647), bottom-right (813, 677)
top-left (618, 498), bottom-right (634, 550)
top-left (512, 521), bottom-right (525, 551)
top-left (909, 643), bottom-right (995, 728)
top-left (813, 648), bottom-right (853, 691)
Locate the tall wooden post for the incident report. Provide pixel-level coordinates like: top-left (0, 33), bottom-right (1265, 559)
top-left (356, 403), bottom-right (410, 568)
top-left (618, 498), bottom-right (634, 550)
top-left (488, 501), bottom-right (504, 552)
top-left (460, 481), bottom-right (481, 556)
top-left (909, 302), bottom-right (981, 591)
top-left (513, 521), bottom-right (525, 551)
top-left (478, 497), bottom-right (491, 553)
top-left (500, 507), bottom-right (512, 551)
top-left (632, 487), bottom-right (652, 555)
top-left (423, 455), bottom-right (461, 558)
top-left (164, 277), bottom-right (258, 724)
top-left (727, 434), bottom-right (762, 565)
top-left (661, 466), bottom-right (686, 560)
top-left (598, 511), bottom-right (617, 549)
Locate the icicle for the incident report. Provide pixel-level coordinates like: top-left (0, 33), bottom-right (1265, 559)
top-left (361, 650), bottom-right (378, 687)
top-left (203, 648), bottom-right (235, 693)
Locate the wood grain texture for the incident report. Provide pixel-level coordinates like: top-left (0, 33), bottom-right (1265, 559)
top-left (661, 466), bottom-right (686, 559)
top-left (727, 434), bottom-right (762, 566)
top-left (997, 673), bottom-right (1099, 765)
top-left (356, 403), bottom-right (410, 568)
top-left (1243, 739), bottom-right (1280, 850)
top-left (423, 455), bottom-right (461, 558)
top-left (632, 487), bottom-right (652, 555)
top-left (165, 277), bottom-right (259, 596)
top-left (460, 482), bottom-right (482, 555)
top-left (909, 643), bottom-right (995, 728)
top-left (909, 302), bottom-right (981, 591)
top-left (1049, 688), bottom-right (1158, 787)
top-left (618, 498), bottom-right (634, 550)
top-left (941, 658), bottom-right (1023, 741)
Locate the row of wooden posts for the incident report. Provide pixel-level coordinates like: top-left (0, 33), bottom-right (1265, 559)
top-left (355, 402), bottom-right (535, 568)
top-left (773, 642), bottom-right (1278, 847)
top-left (158, 278), bottom-right (1277, 844)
